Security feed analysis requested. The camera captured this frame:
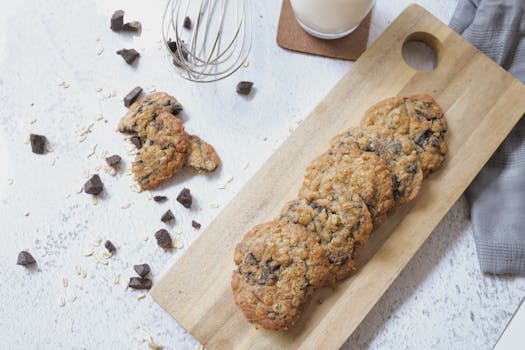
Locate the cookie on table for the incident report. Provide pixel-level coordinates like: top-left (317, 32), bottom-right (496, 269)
top-left (187, 135), bottom-right (220, 173)
top-left (330, 126), bottom-right (423, 208)
top-left (360, 94), bottom-right (447, 176)
top-left (280, 195), bottom-right (373, 282)
top-left (118, 92), bottom-right (183, 138)
top-left (232, 221), bottom-right (330, 331)
top-left (299, 146), bottom-right (393, 225)
top-left (132, 113), bottom-right (189, 190)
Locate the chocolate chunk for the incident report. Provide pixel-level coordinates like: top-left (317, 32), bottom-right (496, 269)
top-left (176, 188), bottom-right (192, 208)
top-left (124, 86), bottom-right (143, 107)
top-left (133, 264), bottom-right (151, 278)
top-left (106, 154), bottom-right (122, 167)
top-left (30, 134), bottom-right (47, 154)
top-left (161, 210), bottom-right (175, 223)
top-left (84, 174), bottom-right (104, 195)
top-left (116, 48), bottom-right (140, 65)
top-left (154, 229), bottom-right (173, 249)
top-left (122, 21), bottom-right (141, 32)
top-left (104, 240), bottom-right (116, 253)
top-left (191, 220), bottom-right (201, 229)
top-left (391, 174), bottom-right (401, 200)
top-left (406, 163), bottom-right (418, 173)
top-left (167, 40), bottom-right (178, 53)
top-left (244, 253), bottom-right (259, 265)
top-left (153, 195), bottom-right (168, 203)
top-left (130, 136), bottom-right (142, 149)
top-left (236, 81), bottom-right (253, 95)
top-left (110, 10), bottom-right (124, 31)
top-left (17, 251), bottom-right (36, 266)
top-left (414, 129), bottom-right (433, 146)
top-left (128, 277), bottom-right (152, 290)
top-left (183, 17), bottom-right (192, 29)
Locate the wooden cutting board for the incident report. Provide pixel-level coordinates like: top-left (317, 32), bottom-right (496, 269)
top-left (151, 4), bottom-right (525, 350)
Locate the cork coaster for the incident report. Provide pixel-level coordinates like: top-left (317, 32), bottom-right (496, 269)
top-left (276, 0), bottom-right (371, 60)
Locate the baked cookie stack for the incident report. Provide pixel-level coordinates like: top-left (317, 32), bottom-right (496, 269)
top-left (231, 94), bottom-right (447, 331)
top-left (118, 92), bottom-right (220, 190)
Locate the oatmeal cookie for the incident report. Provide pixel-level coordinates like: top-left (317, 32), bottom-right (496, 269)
top-left (299, 146), bottom-right (393, 224)
top-left (360, 94), bottom-right (447, 176)
top-left (279, 196), bottom-right (373, 282)
top-left (187, 135), bottom-right (220, 173)
top-left (232, 221), bottom-right (330, 331)
top-left (132, 113), bottom-right (189, 190)
top-left (330, 126), bottom-right (423, 208)
top-left (118, 92), bottom-right (183, 138)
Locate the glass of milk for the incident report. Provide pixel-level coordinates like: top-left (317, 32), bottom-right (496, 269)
top-left (290, 0), bottom-right (375, 39)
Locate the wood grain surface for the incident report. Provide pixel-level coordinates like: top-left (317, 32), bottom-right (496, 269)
top-left (151, 4), bottom-right (525, 350)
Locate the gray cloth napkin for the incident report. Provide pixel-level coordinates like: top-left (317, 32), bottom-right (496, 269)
top-left (450, 0), bottom-right (525, 275)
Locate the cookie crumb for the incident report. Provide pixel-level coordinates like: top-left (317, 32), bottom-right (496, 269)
top-left (137, 293), bottom-right (146, 300)
top-left (113, 274), bottom-right (120, 284)
top-left (91, 196), bottom-right (98, 205)
top-left (62, 277), bottom-right (69, 288)
top-left (209, 203), bottom-right (220, 209)
top-left (82, 248), bottom-right (94, 257)
top-left (96, 45), bottom-right (104, 55)
top-left (120, 202), bottom-right (131, 209)
top-left (58, 295), bottom-right (66, 307)
top-left (68, 291), bottom-right (77, 302)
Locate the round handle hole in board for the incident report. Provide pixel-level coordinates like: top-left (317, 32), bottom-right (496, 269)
top-left (402, 32), bottom-right (441, 72)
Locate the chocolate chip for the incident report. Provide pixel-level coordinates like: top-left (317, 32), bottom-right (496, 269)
top-left (84, 174), bottom-right (104, 195)
top-left (416, 109), bottom-right (432, 120)
top-left (244, 253), bottom-right (259, 265)
top-left (128, 277), bottom-right (152, 290)
top-left (133, 264), bottom-right (151, 278)
top-left (104, 240), bottom-right (116, 253)
top-left (110, 10), bottom-right (124, 31)
top-left (167, 40), bottom-right (178, 53)
top-left (122, 21), bottom-right (141, 32)
top-left (236, 81), bottom-right (253, 95)
top-left (130, 136), bottom-right (142, 149)
top-left (414, 129), bottom-right (433, 146)
top-left (406, 163), bottom-right (418, 173)
top-left (191, 220), bottom-right (201, 229)
top-left (161, 209), bottom-right (175, 223)
top-left (154, 229), bottom-right (173, 249)
top-left (153, 195), bottom-right (168, 203)
top-left (116, 48), bottom-right (140, 65)
top-left (176, 188), bottom-right (192, 208)
top-left (183, 16), bottom-right (192, 29)
top-left (124, 86), bottom-right (143, 107)
top-left (30, 134), bottom-right (47, 154)
top-left (391, 174), bottom-right (401, 200)
top-left (105, 154), bottom-right (122, 167)
top-left (17, 251), bottom-right (36, 266)
top-left (387, 141), bottom-right (402, 155)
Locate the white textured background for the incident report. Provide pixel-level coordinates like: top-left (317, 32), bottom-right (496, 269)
top-left (1, 0), bottom-right (524, 349)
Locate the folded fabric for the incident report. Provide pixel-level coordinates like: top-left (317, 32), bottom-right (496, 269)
top-left (450, 0), bottom-right (525, 275)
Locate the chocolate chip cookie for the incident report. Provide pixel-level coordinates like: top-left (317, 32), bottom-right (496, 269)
top-left (187, 135), bottom-right (220, 173)
top-left (118, 92), bottom-right (183, 138)
top-left (132, 112), bottom-right (189, 190)
top-left (232, 221), bottom-right (330, 331)
top-left (280, 195), bottom-right (373, 282)
top-left (330, 126), bottom-right (423, 208)
top-left (299, 146), bottom-right (394, 225)
top-left (360, 94), bottom-right (447, 177)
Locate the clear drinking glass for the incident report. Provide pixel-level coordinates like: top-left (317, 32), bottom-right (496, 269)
top-left (290, 0), bottom-right (375, 40)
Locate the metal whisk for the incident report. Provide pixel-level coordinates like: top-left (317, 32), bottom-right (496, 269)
top-left (162, 0), bottom-right (252, 83)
